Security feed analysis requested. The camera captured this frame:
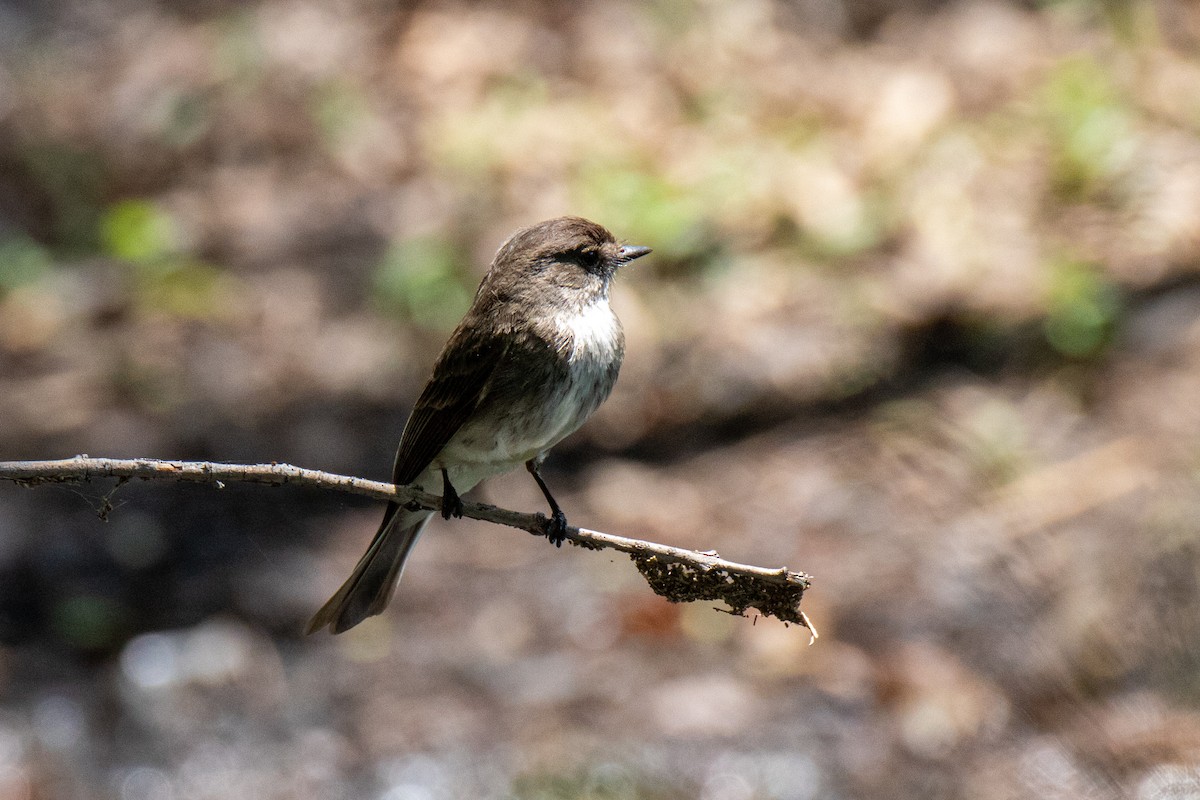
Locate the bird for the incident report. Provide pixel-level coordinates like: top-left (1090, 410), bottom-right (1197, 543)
top-left (306, 216), bottom-right (651, 634)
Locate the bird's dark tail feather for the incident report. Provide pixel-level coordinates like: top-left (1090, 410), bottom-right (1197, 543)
top-left (305, 502), bottom-right (432, 635)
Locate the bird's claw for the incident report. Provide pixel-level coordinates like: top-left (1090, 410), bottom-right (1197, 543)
top-left (440, 491), bottom-right (464, 520)
top-left (545, 509), bottom-right (569, 547)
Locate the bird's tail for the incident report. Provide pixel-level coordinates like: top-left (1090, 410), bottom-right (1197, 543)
top-left (305, 502), bottom-right (432, 635)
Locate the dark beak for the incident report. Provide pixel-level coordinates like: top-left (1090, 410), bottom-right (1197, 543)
top-left (618, 244), bottom-right (652, 263)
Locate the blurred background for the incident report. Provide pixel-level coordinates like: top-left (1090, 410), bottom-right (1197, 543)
top-left (2, 0), bottom-right (1200, 797)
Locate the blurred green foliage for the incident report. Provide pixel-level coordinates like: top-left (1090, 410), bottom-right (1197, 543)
top-left (0, 234), bottom-right (53, 292)
top-left (373, 235), bottom-right (477, 329)
top-left (310, 79), bottom-right (371, 147)
top-left (102, 200), bottom-right (178, 265)
top-left (510, 764), bottom-right (681, 800)
top-left (1039, 55), bottom-right (1135, 200)
top-left (134, 260), bottom-right (234, 319)
top-left (214, 9), bottom-right (267, 89)
top-left (1043, 257), bottom-right (1122, 357)
top-left (101, 199), bottom-right (233, 318)
top-left (159, 90), bottom-right (212, 150)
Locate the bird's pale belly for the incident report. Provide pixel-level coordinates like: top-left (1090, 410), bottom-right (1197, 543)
top-left (434, 354), bottom-right (615, 473)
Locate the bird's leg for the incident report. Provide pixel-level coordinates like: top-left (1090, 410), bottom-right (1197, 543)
top-left (440, 468), bottom-right (464, 520)
top-left (526, 458), bottom-right (568, 547)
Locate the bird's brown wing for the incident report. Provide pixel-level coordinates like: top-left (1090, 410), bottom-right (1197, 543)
top-left (391, 328), bottom-right (509, 486)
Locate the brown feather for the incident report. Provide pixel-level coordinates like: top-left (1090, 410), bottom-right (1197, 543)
top-left (391, 330), bottom-right (509, 486)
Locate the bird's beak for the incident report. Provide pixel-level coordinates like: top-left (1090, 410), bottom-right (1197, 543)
top-left (617, 245), bottom-right (652, 264)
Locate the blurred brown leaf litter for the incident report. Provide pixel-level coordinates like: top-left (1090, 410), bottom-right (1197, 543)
top-left (3, 0), bottom-right (1200, 797)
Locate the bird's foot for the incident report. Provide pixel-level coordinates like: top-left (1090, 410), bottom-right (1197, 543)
top-left (545, 509), bottom-right (569, 548)
top-left (440, 470), bottom-right (464, 520)
top-left (441, 493), bottom-right (464, 520)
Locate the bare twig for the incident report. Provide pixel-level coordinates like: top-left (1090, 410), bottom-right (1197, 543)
top-left (0, 456), bottom-right (815, 635)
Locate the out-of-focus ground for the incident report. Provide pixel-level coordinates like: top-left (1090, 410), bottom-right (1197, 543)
top-left (2, 0), bottom-right (1200, 797)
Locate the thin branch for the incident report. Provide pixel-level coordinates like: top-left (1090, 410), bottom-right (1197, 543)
top-left (0, 456), bottom-right (815, 636)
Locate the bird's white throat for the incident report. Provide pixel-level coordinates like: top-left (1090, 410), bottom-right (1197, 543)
top-left (566, 296), bottom-right (620, 361)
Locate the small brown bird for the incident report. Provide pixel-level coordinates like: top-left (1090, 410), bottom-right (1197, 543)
top-left (306, 217), bottom-right (650, 634)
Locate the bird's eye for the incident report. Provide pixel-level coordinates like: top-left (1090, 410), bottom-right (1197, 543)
top-left (568, 248), bottom-right (601, 270)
